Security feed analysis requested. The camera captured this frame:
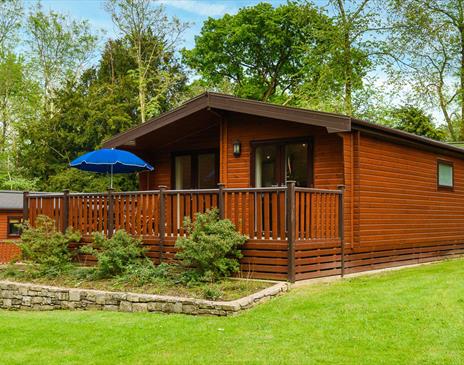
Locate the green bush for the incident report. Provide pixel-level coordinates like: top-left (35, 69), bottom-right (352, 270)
top-left (81, 230), bottom-right (147, 278)
top-left (175, 209), bottom-right (247, 282)
top-left (19, 215), bottom-right (81, 276)
top-left (116, 262), bottom-right (172, 286)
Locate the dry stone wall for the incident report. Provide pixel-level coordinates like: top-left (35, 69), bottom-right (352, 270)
top-left (0, 281), bottom-right (288, 316)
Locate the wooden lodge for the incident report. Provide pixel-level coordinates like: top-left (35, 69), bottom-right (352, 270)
top-left (24, 93), bottom-right (464, 281)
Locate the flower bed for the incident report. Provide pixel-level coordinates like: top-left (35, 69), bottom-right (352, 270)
top-left (0, 266), bottom-right (272, 301)
top-left (0, 279), bottom-right (288, 316)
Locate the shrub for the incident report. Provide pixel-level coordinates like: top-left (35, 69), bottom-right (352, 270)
top-left (81, 230), bottom-right (147, 278)
top-left (175, 209), bottom-right (247, 282)
top-left (202, 286), bottom-right (223, 301)
top-left (19, 215), bottom-right (81, 276)
top-left (116, 262), bottom-right (172, 286)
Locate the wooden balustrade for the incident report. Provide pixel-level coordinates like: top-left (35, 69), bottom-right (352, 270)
top-left (26, 185), bottom-right (343, 242)
top-left (294, 188), bottom-right (343, 241)
top-left (24, 184), bottom-right (344, 282)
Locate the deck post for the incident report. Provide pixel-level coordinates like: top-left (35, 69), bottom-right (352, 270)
top-left (159, 185), bottom-right (167, 263)
top-left (286, 180), bottom-right (296, 282)
top-left (218, 183), bottom-right (225, 219)
top-left (107, 188), bottom-right (114, 238)
top-left (62, 189), bottom-right (69, 233)
top-left (23, 191), bottom-right (29, 223)
top-left (337, 185), bottom-right (345, 277)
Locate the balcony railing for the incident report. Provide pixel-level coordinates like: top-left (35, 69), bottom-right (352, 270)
top-left (23, 182), bottom-right (344, 281)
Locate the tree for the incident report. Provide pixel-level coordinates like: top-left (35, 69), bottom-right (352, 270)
top-left (26, 3), bottom-right (98, 114)
top-left (389, 105), bottom-right (446, 141)
top-left (183, 2), bottom-right (340, 103)
top-left (325, 0), bottom-right (384, 116)
top-left (388, 0), bottom-right (464, 141)
top-left (16, 68), bottom-right (136, 190)
top-left (105, 0), bottom-right (189, 123)
top-left (15, 38), bottom-right (161, 191)
top-left (0, 0), bottom-right (23, 55)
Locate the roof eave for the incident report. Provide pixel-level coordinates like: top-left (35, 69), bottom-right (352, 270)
top-left (103, 92), bottom-right (351, 148)
top-left (352, 118), bottom-right (464, 158)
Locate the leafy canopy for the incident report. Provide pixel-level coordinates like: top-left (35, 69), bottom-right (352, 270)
top-left (183, 2), bottom-right (340, 103)
top-left (390, 105), bottom-right (446, 141)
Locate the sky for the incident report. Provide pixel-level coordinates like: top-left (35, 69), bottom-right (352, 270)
top-left (25, 0), bottom-right (442, 125)
top-left (36, 0), bottom-right (289, 50)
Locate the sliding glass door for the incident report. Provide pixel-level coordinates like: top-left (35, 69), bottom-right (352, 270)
top-left (253, 139), bottom-right (312, 187)
top-left (173, 151), bottom-right (218, 189)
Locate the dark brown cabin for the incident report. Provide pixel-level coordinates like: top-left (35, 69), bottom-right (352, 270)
top-left (25, 93), bottom-right (464, 281)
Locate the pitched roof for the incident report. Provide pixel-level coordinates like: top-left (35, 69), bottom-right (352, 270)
top-left (103, 92), bottom-right (351, 148)
top-left (103, 92), bottom-right (464, 158)
top-left (0, 191), bottom-right (23, 210)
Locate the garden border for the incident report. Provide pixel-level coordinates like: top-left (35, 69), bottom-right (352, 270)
top-left (0, 280), bottom-right (288, 316)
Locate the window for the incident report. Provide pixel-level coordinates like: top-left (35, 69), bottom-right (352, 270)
top-left (253, 138), bottom-right (312, 187)
top-left (7, 217), bottom-right (22, 237)
top-left (174, 155), bottom-right (192, 189)
top-left (255, 145), bottom-right (278, 187)
top-left (437, 160), bottom-right (454, 190)
top-left (173, 150), bottom-right (218, 189)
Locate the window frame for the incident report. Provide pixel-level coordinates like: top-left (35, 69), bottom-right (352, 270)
top-left (437, 159), bottom-right (454, 191)
top-left (171, 149), bottom-right (219, 189)
top-left (250, 137), bottom-right (314, 188)
top-left (7, 216), bottom-right (22, 237)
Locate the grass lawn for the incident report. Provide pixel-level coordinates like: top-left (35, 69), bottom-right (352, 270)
top-left (1, 259), bottom-right (463, 365)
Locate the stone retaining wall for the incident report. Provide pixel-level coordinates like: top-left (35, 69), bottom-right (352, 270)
top-left (0, 280), bottom-right (288, 316)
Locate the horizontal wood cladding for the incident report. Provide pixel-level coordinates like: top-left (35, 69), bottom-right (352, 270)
top-left (0, 211), bottom-right (22, 263)
top-left (0, 243), bottom-right (20, 263)
top-left (356, 134), bottom-right (464, 250)
top-left (139, 125), bottom-right (219, 190)
top-left (75, 237), bottom-right (289, 281)
top-left (294, 239), bottom-right (342, 280)
top-left (225, 114), bottom-right (344, 189)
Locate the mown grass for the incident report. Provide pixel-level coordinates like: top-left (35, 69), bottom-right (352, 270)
top-left (1, 259), bottom-right (463, 365)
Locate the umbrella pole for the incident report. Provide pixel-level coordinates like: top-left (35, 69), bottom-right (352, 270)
top-left (110, 165), bottom-right (113, 189)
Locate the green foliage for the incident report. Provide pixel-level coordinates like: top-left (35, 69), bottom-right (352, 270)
top-left (46, 168), bottom-right (136, 193)
top-left (26, 3), bottom-right (98, 113)
top-left (390, 105), bottom-right (446, 141)
top-left (82, 230), bottom-right (147, 278)
top-left (19, 215), bottom-right (81, 275)
top-left (387, 0), bottom-right (464, 140)
top-left (0, 0), bottom-right (23, 54)
top-left (175, 209), bottom-right (247, 282)
top-left (105, 0), bottom-right (189, 122)
top-left (115, 262), bottom-right (171, 286)
top-left (183, 2), bottom-right (344, 103)
top-left (202, 285), bottom-right (223, 301)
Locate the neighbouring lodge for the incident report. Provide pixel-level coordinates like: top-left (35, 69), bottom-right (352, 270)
top-left (0, 191), bottom-right (23, 263)
top-left (24, 93), bottom-right (464, 281)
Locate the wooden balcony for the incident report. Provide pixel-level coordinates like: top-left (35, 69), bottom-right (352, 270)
top-left (24, 182), bottom-right (344, 282)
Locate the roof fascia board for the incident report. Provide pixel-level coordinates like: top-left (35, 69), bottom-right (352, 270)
top-left (353, 123), bottom-right (464, 159)
top-left (103, 95), bottom-right (209, 148)
top-left (209, 94), bottom-right (351, 132)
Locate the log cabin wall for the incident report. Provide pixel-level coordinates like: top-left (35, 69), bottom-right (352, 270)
top-left (138, 124), bottom-right (220, 190)
top-left (345, 132), bottom-right (464, 273)
top-left (0, 210), bottom-right (22, 263)
top-left (222, 114), bottom-right (344, 189)
top-left (137, 114), bottom-right (345, 191)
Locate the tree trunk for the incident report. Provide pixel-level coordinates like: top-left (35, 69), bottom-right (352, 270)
top-left (344, 30), bottom-right (353, 116)
top-left (460, 25), bottom-right (464, 140)
top-left (137, 39), bottom-right (146, 124)
top-left (139, 73), bottom-right (146, 124)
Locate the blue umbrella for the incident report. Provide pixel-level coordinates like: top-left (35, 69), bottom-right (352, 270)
top-left (70, 148), bottom-right (154, 188)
